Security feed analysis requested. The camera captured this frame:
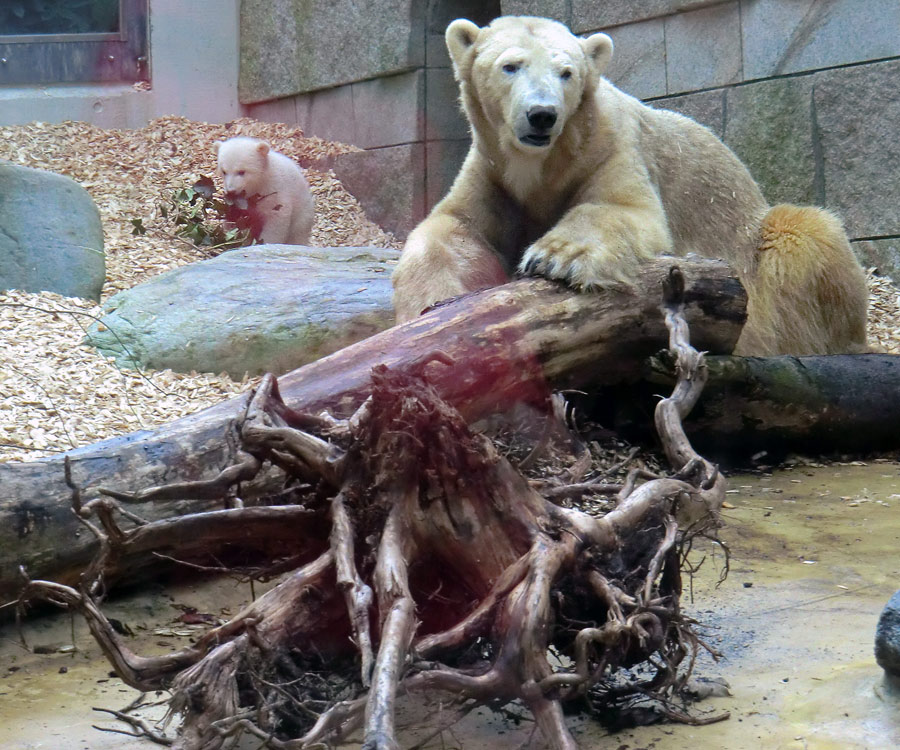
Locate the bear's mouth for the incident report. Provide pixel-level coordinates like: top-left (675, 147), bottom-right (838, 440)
top-left (519, 133), bottom-right (552, 148)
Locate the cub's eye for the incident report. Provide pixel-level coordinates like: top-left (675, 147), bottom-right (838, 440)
top-left (560, 69), bottom-right (573, 81)
top-left (237, 170), bottom-right (246, 176)
top-left (502, 63), bottom-right (519, 74)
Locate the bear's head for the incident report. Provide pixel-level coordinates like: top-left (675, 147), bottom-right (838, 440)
top-left (446, 16), bottom-right (613, 155)
top-left (215, 137), bottom-right (271, 198)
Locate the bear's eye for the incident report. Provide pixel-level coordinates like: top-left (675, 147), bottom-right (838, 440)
top-left (560, 69), bottom-right (573, 81)
top-left (237, 170), bottom-right (246, 176)
top-left (502, 63), bottom-right (519, 74)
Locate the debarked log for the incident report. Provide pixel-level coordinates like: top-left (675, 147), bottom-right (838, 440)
top-left (0, 256), bottom-right (746, 605)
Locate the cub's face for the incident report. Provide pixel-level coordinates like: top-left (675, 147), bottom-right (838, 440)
top-left (215, 137), bottom-right (270, 198)
top-left (446, 17), bottom-right (613, 154)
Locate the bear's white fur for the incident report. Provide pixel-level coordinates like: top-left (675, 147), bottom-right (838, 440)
top-left (392, 16), bottom-right (868, 355)
top-left (215, 137), bottom-right (315, 246)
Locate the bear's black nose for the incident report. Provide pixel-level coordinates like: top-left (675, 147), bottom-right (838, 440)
top-left (527, 106), bottom-right (557, 131)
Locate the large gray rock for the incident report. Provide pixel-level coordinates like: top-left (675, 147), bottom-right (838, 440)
top-left (875, 590), bottom-right (900, 678)
top-left (85, 245), bottom-right (398, 378)
top-left (0, 161), bottom-right (105, 301)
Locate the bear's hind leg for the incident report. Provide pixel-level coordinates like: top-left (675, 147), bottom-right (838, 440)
top-left (736, 204), bottom-right (868, 355)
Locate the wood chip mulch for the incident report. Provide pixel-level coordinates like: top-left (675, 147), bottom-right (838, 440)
top-left (1, 116), bottom-right (898, 463)
top-left (0, 116), bottom-right (398, 462)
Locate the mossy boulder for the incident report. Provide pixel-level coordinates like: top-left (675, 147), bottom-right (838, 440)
top-left (85, 245), bottom-right (397, 378)
top-left (0, 161), bottom-right (105, 301)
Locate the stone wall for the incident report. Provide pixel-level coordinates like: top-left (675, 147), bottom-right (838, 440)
top-left (243, 0), bottom-right (499, 237)
top-left (243, 1), bottom-right (900, 273)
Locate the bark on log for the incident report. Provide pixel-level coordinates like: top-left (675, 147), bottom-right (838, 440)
top-left (668, 354), bottom-right (900, 459)
top-left (0, 257), bottom-right (745, 605)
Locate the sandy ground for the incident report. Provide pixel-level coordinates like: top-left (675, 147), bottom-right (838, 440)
top-left (1, 461), bottom-right (898, 749)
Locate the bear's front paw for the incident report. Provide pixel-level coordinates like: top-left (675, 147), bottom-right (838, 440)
top-left (519, 235), bottom-right (628, 289)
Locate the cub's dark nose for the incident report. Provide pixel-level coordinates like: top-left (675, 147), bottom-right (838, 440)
top-left (527, 106), bottom-right (557, 131)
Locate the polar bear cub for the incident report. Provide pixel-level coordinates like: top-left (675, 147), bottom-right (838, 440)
top-left (215, 137), bottom-right (314, 246)
top-left (392, 16), bottom-right (868, 356)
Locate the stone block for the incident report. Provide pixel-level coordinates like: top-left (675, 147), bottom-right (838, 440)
top-left (724, 75), bottom-right (817, 206)
top-left (814, 60), bottom-right (900, 239)
top-left (571, 0), bottom-right (723, 33)
top-left (432, 0), bottom-right (502, 30)
top-left (664, 2), bottom-right (742, 95)
top-left (294, 84), bottom-right (357, 147)
top-left (426, 139), bottom-right (471, 210)
top-left (604, 18), bottom-right (666, 100)
top-left (741, 0), bottom-right (900, 80)
top-left (240, 0), bottom-right (425, 103)
top-left (238, 0), bottom-right (302, 103)
top-left (501, 1), bottom-right (569, 24)
top-left (426, 68), bottom-right (469, 141)
top-left (330, 144), bottom-right (426, 239)
top-left (427, 31), bottom-right (452, 68)
top-left (351, 71), bottom-right (425, 149)
top-left (853, 240), bottom-right (900, 285)
top-left (653, 89), bottom-right (726, 138)
top-left (245, 96), bottom-right (299, 127)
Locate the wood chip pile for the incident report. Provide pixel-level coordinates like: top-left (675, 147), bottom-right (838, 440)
top-left (1, 116), bottom-right (899, 463)
top-left (0, 116), bottom-right (398, 463)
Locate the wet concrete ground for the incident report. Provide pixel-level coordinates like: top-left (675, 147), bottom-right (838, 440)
top-left (2, 461), bottom-right (898, 749)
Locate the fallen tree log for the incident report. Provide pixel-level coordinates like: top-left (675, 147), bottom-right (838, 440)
top-left (591, 353), bottom-right (900, 462)
top-left (20, 268), bottom-right (729, 749)
top-left (0, 256), bottom-right (745, 605)
top-left (682, 354), bottom-right (900, 458)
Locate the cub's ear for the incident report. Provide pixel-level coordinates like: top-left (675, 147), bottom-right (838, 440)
top-left (213, 140), bottom-right (224, 154)
top-left (255, 141), bottom-right (271, 157)
top-left (581, 32), bottom-right (613, 76)
top-left (446, 18), bottom-right (481, 69)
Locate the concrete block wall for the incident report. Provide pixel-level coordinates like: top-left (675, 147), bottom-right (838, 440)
top-left (244, 0), bottom-right (498, 238)
top-left (243, 0), bottom-right (900, 271)
top-left (502, 0), bottom-right (900, 278)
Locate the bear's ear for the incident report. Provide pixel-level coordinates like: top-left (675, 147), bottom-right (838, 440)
top-left (581, 32), bottom-right (614, 76)
top-left (256, 141), bottom-right (271, 158)
top-left (446, 18), bottom-right (481, 69)
top-left (213, 140), bottom-right (223, 154)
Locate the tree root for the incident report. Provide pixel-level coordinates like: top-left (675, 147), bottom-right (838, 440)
top-left (18, 266), bottom-right (727, 749)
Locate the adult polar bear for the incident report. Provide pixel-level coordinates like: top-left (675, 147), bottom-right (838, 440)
top-left (391, 16), bottom-right (868, 355)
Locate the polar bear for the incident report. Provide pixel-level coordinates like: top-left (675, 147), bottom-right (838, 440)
top-left (215, 137), bottom-right (315, 246)
top-left (391, 16), bottom-right (868, 355)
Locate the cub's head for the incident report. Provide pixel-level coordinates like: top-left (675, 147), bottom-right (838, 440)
top-left (214, 137), bottom-right (271, 198)
top-left (446, 16), bottom-right (612, 154)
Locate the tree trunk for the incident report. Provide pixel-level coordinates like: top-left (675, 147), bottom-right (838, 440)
top-left (667, 353), bottom-right (900, 459)
top-left (0, 257), bottom-right (745, 603)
